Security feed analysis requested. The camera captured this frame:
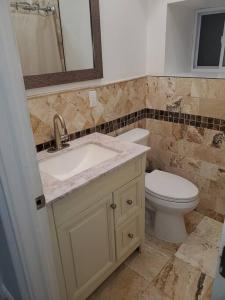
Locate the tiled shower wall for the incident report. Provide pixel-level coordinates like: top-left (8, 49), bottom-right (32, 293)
top-left (28, 75), bottom-right (225, 216)
top-left (146, 76), bottom-right (225, 217)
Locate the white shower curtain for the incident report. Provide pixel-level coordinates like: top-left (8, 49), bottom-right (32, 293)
top-left (11, 11), bottom-right (63, 76)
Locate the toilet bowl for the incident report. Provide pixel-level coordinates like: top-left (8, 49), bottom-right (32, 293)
top-left (145, 170), bottom-right (199, 243)
top-left (116, 128), bottom-right (199, 243)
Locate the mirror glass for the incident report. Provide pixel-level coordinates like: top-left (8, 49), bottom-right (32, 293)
top-left (10, 0), bottom-right (94, 76)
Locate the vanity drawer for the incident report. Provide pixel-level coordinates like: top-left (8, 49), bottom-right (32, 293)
top-left (115, 214), bottom-right (141, 260)
top-left (113, 177), bottom-right (143, 227)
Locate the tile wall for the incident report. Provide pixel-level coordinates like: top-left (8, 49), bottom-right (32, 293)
top-left (146, 76), bottom-right (225, 216)
top-left (28, 77), bottom-right (147, 147)
top-left (27, 75), bottom-right (225, 217)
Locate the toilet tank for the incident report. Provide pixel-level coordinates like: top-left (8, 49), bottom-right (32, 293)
top-left (116, 128), bottom-right (150, 146)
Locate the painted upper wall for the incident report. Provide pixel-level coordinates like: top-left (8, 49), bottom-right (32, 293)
top-left (146, 0), bottom-right (167, 75)
top-left (165, 3), bottom-right (196, 74)
top-left (26, 0), bottom-right (149, 96)
top-left (146, 0), bottom-right (225, 75)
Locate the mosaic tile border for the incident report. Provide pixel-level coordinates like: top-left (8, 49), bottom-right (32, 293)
top-left (36, 108), bottom-right (225, 152)
top-left (36, 109), bottom-right (146, 152)
top-left (146, 109), bottom-right (225, 131)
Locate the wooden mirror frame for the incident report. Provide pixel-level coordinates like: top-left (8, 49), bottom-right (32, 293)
top-left (24, 0), bottom-right (103, 89)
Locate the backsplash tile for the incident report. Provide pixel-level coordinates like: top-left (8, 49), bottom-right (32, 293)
top-left (35, 110), bottom-right (146, 152)
top-left (28, 77), bottom-right (147, 145)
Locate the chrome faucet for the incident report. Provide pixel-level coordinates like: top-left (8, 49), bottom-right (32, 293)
top-left (48, 114), bottom-right (70, 153)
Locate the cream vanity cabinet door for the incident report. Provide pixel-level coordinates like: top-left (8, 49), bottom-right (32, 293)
top-left (56, 194), bottom-right (115, 300)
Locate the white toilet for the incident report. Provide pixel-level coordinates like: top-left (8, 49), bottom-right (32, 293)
top-left (116, 128), bottom-right (199, 243)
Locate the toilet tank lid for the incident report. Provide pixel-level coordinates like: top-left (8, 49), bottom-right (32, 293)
top-left (116, 128), bottom-right (149, 143)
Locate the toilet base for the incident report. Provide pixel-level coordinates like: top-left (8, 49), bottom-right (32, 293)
top-left (154, 211), bottom-right (187, 243)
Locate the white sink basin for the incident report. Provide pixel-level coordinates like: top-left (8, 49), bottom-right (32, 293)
top-left (39, 143), bottom-right (119, 181)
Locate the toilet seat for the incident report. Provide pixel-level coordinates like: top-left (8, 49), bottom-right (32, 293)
top-left (145, 191), bottom-right (199, 211)
top-left (145, 189), bottom-right (197, 204)
top-left (145, 170), bottom-right (199, 203)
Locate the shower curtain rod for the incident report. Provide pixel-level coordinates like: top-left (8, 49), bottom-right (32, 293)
top-left (10, 2), bottom-right (55, 15)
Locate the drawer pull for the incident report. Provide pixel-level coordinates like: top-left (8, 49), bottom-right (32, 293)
top-left (110, 204), bottom-right (117, 210)
top-left (127, 199), bottom-right (133, 205)
top-left (128, 233), bottom-right (134, 239)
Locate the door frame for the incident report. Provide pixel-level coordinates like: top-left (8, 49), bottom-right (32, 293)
top-left (0, 1), bottom-right (60, 299)
top-left (212, 221), bottom-right (225, 300)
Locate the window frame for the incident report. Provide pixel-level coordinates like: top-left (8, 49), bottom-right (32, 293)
top-left (192, 7), bottom-right (225, 73)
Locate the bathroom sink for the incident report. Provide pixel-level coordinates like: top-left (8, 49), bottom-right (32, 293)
top-left (39, 143), bottom-right (119, 181)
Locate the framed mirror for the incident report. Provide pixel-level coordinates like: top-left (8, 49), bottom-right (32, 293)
top-left (10, 0), bottom-right (103, 89)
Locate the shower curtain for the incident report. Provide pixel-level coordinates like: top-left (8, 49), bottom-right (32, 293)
top-left (11, 11), bottom-right (63, 76)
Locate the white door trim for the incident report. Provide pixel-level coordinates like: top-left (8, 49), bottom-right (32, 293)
top-left (0, 1), bottom-right (60, 300)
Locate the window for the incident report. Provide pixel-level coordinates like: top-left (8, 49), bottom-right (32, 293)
top-left (193, 9), bottom-right (225, 72)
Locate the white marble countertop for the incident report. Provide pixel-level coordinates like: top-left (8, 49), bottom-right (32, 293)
top-left (38, 133), bottom-right (149, 205)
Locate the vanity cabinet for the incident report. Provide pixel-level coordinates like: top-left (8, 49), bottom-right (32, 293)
top-left (57, 195), bottom-right (115, 300)
top-left (48, 155), bottom-right (146, 300)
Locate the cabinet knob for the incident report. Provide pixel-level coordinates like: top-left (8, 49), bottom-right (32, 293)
top-left (110, 203), bottom-right (117, 210)
top-left (128, 233), bottom-right (134, 239)
top-left (127, 199), bottom-right (133, 205)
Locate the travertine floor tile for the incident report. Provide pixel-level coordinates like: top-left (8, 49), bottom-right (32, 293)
top-left (140, 257), bottom-right (213, 300)
top-left (88, 264), bottom-right (149, 300)
top-left (140, 286), bottom-right (170, 300)
top-left (175, 217), bottom-right (222, 278)
top-left (89, 216), bottom-right (219, 300)
top-left (145, 234), bottom-right (179, 257)
top-left (124, 245), bottom-right (171, 282)
top-left (184, 210), bottom-right (204, 234)
top-left (196, 208), bottom-right (225, 223)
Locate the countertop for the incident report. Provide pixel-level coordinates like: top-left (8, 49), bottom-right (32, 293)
top-left (38, 133), bottom-right (149, 205)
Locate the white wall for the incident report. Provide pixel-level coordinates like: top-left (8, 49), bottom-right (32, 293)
top-left (27, 0), bottom-right (149, 96)
top-left (99, 0), bottom-right (148, 82)
top-left (164, 3), bottom-right (196, 74)
top-left (146, 0), bottom-right (168, 75)
top-left (146, 0), bottom-right (225, 76)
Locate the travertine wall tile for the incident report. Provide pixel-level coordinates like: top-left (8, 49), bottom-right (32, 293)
top-left (146, 118), bottom-right (225, 215)
top-left (191, 78), bottom-right (225, 100)
top-left (146, 75), bottom-right (225, 216)
top-left (147, 76), bottom-right (225, 119)
top-left (28, 77), bottom-right (147, 145)
top-left (28, 74), bottom-right (225, 216)
top-left (199, 97), bottom-right (225, 119)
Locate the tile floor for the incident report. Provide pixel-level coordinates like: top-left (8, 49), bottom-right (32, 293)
top-left (89, 211), bottom-right (223, 300)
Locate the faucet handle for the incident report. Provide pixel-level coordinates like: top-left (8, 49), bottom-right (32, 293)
top-left (61, 134), bottom-right (69, 143)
